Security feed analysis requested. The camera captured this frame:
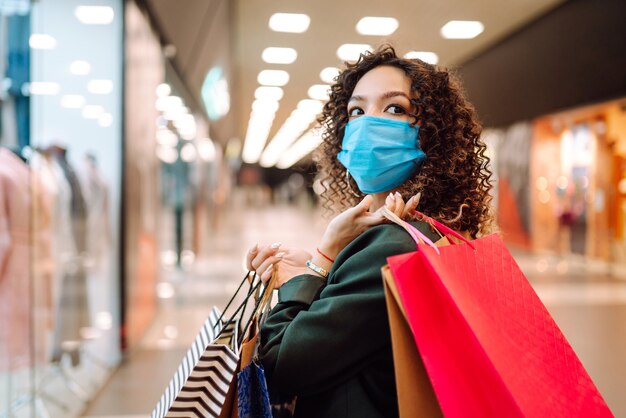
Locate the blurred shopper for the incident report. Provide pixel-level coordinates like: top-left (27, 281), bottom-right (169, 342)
top-left (247, 45), bottom-right (493, 418)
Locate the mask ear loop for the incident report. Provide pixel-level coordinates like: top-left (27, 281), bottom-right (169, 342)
top-left (345, 170), bottom-right (361, 198)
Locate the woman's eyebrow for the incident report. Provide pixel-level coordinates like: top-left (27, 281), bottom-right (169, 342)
top-left (348, 91), bottom-right (411, 103)
top-left (381, 91), bottom-right (411, 101)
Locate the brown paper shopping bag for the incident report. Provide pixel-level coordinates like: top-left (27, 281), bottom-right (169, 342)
top-left (382, 266), bottom-right (443, 418)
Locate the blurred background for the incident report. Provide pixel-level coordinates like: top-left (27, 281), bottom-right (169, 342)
top-left (0, 0), bottom-right (625, 416)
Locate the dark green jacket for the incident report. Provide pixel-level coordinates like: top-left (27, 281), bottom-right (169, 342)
top-left (260, 221), bottom-right (439, 418)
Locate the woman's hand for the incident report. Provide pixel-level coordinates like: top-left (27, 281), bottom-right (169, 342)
top-left (246, 243), bottom-right (312, 288)
top-left (385, 191), bottom-right (421, 220)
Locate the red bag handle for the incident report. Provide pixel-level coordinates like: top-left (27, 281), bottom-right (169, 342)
top-left (411, 209), bottom-right (476, 250)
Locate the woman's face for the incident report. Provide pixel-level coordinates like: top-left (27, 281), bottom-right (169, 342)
top-left (347, 65), bottom-right (415, 123)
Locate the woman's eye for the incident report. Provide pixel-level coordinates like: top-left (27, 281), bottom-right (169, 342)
top-left (385, 105), bottom-right (406, 115)
top-left (348, 107), bottom-right (364, 117)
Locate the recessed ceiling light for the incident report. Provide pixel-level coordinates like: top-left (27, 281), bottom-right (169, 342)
top-left (297, 99), bottom-right (324, 115)
top-left (88, 79), bottom-right (113, 95)
top-left (262, 47), bottom-right (298, 64)
top-left (356, 17), bottom-right (398, 36)
top-left (70, 60), bottom-right (91, 75)
top-left (75, 6), bottom-right (114, 25)
top-left (308, 84), bottom-right (331, 101)
top-left (404, 51), bottom-right (439, 64)
top-left (28, 82), bottom-right (60, 95)
top-left (255, 86), bottom-right (284, 101)
top-left (268, 13), bottom-right (310, 33)
top-left (320, 67), bottom-right (340, 84)
top-left (440, 20), bottom-right (484, 39)
top-left (337, 44), bottom-right (372, 62)
top-left (252, 99), bottom-right (279, 115)
top-left (99, 113), bottom-right (113, 127)
top-left (257, 70), bottom-right (290, 86)
top-left (156, 83), bottom-right (171, 97)
top-left (29, 34), bottom-right (57, 50)
top-left (60, 95), bottom-right (85, 108)
top-left (82, 105), bottom-right (104, 119)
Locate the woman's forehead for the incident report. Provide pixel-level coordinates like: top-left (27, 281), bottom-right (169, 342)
top-left (352, 65), bottom-right (411, 97)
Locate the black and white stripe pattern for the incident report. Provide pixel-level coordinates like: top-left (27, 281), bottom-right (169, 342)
top-left (151, 307), bottom-right (240, 418)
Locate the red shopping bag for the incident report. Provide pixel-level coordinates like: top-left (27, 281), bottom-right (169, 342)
top-left (385, 211), bottom-right (613, 418)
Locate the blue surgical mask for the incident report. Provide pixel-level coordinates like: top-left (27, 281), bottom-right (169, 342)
top-left (337, 115), bottom-right (426, 194)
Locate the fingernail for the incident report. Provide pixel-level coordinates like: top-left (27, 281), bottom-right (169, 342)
top-left (276, 252), bottom-right (285, 258)
top-left (250, 243), bottom-right (258, 253)
top-left (271, 242), bottom-right (282, 249)
top-left (395, 192), bottom-right (401, 199)
top-left (388, 193), bottom-right (395, 201)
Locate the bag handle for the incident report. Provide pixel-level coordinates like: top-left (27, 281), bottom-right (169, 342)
top-left (382, 207), bottom-right (440, 254)
top-left (214, 272), bottom-right (263, 343)
top-left (238, 270), bottom-right (278, 346)
top-left (411, 209), bottom-right (476, 250)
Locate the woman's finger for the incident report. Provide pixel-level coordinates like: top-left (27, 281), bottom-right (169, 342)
top-left (245, 243), bottom-right (258, 271)
top-left (402, 193), bottom-right (421, 219)
top-left (260, 263), bottom-right (274, 284)
top-left (393, 192), bottom-right (405, 218)
top-left (256, 252), bottom-right (284, 277)
top-left (250, 242), bottom-right (281, 271)
top-left (350, 194), bottom-right (373, 215)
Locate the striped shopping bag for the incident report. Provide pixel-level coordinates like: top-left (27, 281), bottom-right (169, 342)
top-left (152, 273), bottom-right (261, 418)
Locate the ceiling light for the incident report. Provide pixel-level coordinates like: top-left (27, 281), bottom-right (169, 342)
top-left (257, 70), bottom-right (290, 86)
top-left (156, 83), bottom-right (171, 97)
top-left (70, 60), bottom-right (91, 75)
top-left (297, 99), bottom-right (324, 115)
top-left (28, 82), bottom-right (60, 95)
top-left (255, 86), bottom-right (283, 101)
top-left (82, 105), bottom-right (104, 119)
top-left (197, 139), bottom-right (216, 162)
top-left (180, 143), bottom-right (197, 162)
top-left (320, 67), bottom-right (340, 84)
top-left (157, 145), bottom-right (178, 164)
top-left (262, 47), bottom-right (298, 64)
top-left (356, 17), bottom-right (399, 36)
top-left (29, 34), bottom-right (57, 50)
top-left (252, 99), bottom-right (280, 115)
top-left (87, 79), bottom-right (113, 95)
top-left (242, 113), bottom-right (275, 164)
top-left (277, 128), bottom-right (323, 169)
top-left (156, 129), bottom-right (178, 147)
top-left (440, 20), bottom-right (484, 39)
top-left (75, 6), bottom-right (114, 25)
top-left (337, 44), bottom-right (372, 62)
top-left (307, 84), bottom-right (331, 101)
top-left (268, 13), bottom-right (310, 33)
top-left (60, 94), bottom-right (85, 108)
top-left (99, 113), bottom-right (113, 127)
top-left (404, 51), bottom-right (439, 64)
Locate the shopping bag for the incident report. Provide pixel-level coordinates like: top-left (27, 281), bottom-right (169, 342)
top-left (382, 266), bottom-right (442, 418)
top-left (235, 270), bottom-right (296, 418)
top-left (151, 273), bottom-right (261, 418)
top-left (384, 209), bottom-right (614, 418)
top-left (237, 361), bottom-right (272, 418)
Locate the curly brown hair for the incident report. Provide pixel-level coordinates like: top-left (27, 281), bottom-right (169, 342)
top-left (316, 45), bottom-right (493, 238)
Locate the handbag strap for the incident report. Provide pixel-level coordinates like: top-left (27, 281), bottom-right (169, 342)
top-left (382, 207), bottom-right (440, 254)
top-left (411, 209), bottom-right (476, 250)
top-left (239, 270), bottom-right (278, 347)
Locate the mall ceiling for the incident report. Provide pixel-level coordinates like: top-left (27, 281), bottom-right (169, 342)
top-left (144, 0), bottom-right (565, 165)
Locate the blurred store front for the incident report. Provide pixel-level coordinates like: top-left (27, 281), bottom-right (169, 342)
top-left (1, 0), bottom-right (124, 415)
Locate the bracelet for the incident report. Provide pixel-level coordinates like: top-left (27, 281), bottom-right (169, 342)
top-left (316, 247), bottom-right (335, 263)
top-left (306, 260), bottom-right (329, 279)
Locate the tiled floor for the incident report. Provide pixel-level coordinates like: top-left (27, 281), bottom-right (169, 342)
top-left (82, 200), bottom-right (626, 417)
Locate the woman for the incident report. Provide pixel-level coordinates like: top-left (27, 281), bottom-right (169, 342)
top-left (247, 45), bottom-right (493, 418)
